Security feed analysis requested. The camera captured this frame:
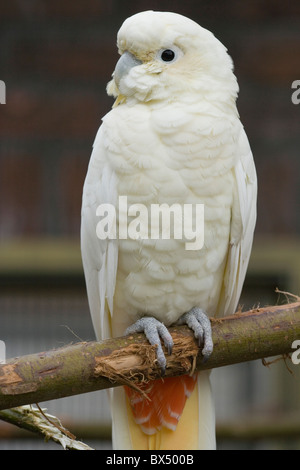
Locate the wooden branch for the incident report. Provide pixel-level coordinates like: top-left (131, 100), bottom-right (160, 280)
top-left (0, 406), bottom-right (93, 450)
top-left (0, 302), bottom-right (299, 411)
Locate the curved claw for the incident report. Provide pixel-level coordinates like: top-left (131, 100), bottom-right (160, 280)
top-left (177, 307), bottom-right (213, 362)
top-left (125, 317), bottom-right (174, 374)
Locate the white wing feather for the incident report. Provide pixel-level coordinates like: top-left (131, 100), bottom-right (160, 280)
top-left (81, 127), bottom-right (118, 340)
top-left (218, 126), bottom-right (257, 317)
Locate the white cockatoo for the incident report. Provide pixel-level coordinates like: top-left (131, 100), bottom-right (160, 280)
top-left (81, 10), bottom-right (257, 450)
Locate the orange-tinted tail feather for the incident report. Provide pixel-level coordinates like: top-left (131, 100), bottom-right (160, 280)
top-left (124, 373), bottom-right (198, 435)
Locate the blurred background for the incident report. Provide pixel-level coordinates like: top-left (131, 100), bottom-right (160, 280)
top-left (0, 0), bottom-right (299, 450)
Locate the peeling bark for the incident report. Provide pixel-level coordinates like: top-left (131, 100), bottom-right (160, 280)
top-left (0, 302), bottom-right (299, 410)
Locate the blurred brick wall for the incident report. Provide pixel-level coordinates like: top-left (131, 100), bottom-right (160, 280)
top-left (0, 0), bottom-right (299, 238)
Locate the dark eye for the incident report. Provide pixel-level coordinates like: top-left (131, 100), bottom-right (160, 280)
top-left (156, 46), bottom-right (183, 64)
top-left (160, 49), bottom-right (176, 62)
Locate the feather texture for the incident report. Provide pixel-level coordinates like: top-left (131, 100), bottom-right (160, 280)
top-left (124, 374), bottom-right (198, 434)
top-left (81, 10), bottom-right (257, 450)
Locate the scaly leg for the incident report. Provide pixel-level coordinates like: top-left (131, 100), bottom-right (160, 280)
top-left (125, 306), bottom-right (213, 374)
top-left (177, 307), bottom-right (213, 362)
top-left (125, 316), bottom-right (173, 374)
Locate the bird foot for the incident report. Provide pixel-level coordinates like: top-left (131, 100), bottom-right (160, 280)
top-left (177, 307), bottom-right (213, 362)
top-left (125, 307), bottom-right (212, 373)
top-left (125, 317), bottom-right (173, 374)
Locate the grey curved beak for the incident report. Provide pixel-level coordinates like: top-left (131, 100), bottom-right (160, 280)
top-left (114, 51), bottom-right (142, 87)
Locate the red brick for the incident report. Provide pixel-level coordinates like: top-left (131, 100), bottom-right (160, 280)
top-left (0, 0), bottom-right (299, 239)
top-left (0, 87), bottom-right (111, 139)
top-left (237, 35), bottom-right (300, 84)
top-left (38, 43), bottom-right (118, 81)
top-left (57, 152), bottom-right (89, 234)
top-left (115, 0), bottom-right (300, 22)
top-left (224, 0), bottom-right (300, 20)
top-left (1, 0), bottom-right (300, 22)
top-left (43, 0), bottom-right (114, 18)
top-left (0, 153), bottom-right (43, 237)
top-left (0, 0), bottom-right (114, 20)
top-left (256, 155), bottom-right (299, 234)
top-left (8, 38), bottom-right (118, 82)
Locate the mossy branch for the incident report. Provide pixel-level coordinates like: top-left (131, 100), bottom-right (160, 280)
top-left (0, 301), bottom-right (299, 411)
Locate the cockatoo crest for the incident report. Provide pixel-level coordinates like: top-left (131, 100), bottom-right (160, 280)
top-left (107, 10), bottom-right (238, 104)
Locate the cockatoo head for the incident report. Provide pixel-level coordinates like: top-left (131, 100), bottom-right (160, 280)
top-left (107, 10), bottom-right (238, 105)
